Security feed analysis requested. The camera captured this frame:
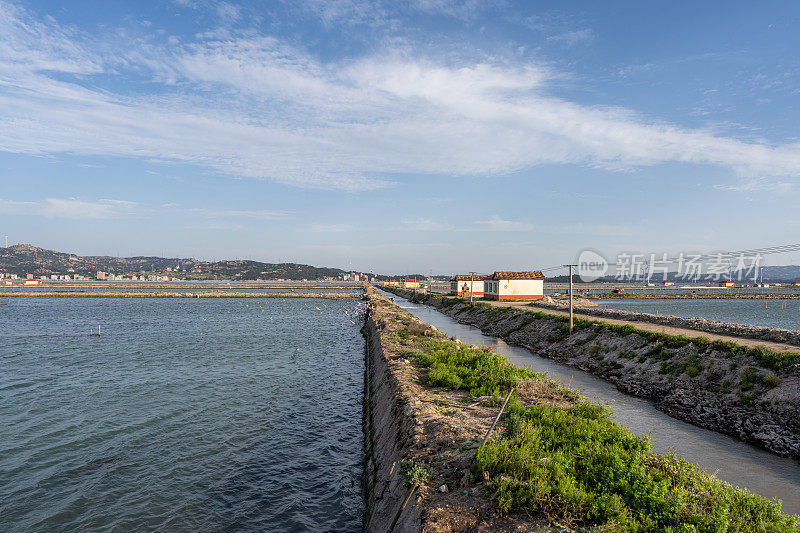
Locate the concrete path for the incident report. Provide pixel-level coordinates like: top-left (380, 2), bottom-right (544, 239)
top-left (481, 300), bottom-right (800, 355)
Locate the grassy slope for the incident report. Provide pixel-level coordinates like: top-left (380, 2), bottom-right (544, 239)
top-left (391, 300), bottom-right (799, 532)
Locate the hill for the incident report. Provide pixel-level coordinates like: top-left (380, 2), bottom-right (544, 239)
top-left (0, 244), bottom-right (348, 281)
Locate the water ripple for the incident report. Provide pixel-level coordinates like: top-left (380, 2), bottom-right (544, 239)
top-left (0, 297), bottom-right (366, 531)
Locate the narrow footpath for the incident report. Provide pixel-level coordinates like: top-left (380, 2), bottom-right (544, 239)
top-left (482, 299), bottom-right (800, 354)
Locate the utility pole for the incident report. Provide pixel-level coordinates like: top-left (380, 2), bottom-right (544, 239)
top-left (563, 264), bottom-right (577, 334)
top-left (469, 271), bottom-right (476, 305)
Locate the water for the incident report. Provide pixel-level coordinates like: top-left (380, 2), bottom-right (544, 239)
top-left (383, 291), bottom-right (800, 515)
top-left (595, 298), bottom-right (800, 330)
top-left (0, 297), bottom-right (365, 531)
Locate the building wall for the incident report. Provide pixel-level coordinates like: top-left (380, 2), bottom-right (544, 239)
top-left (486, 279), bottom-right (543, 300)
top-left (451, 280), bottom-right (484, 296)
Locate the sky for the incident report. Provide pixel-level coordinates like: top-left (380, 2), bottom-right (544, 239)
top-left (1, 0), bottom-right (800, 275)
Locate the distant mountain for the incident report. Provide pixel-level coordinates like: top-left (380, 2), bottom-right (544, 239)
top-left (0, 244), bottom-right (348, 281)
top-left (755, 265), bottom-right (800, 282)
top-left (588, 265), bottom-right (800, 284)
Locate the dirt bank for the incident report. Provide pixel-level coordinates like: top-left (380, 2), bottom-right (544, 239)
top-left (362, 294), bottom-right (550, 532)
top-left (362, 292), bottom-right (800, 531)
top-left (389, 289), bottom-right (800, 460)
top-left (535, 296), bottom-right (800, 347)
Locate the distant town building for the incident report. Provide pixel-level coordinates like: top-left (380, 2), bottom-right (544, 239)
top-left (96, 271), bottom-right (106, 280)
top-left (386, 279), bottom-right (400, 286)
top-left (25, 278), bottom-right (41, 286)
top-left (484, 271), bottom-right (545, 300)
top-left (450, 275), bottom-right (486, 296)
top-left (403, 278), bottom-right (420, 289)
top-left (719, 280), bottom-right (735, 287)
top-left (663, 280), bottom-right (675, 286)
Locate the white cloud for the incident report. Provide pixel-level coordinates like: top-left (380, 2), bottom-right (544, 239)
top-left (402, 218), bottom-right (453, 231)
top-left (305, 223), bottom-right (353, 232)
top-left (475, 216), bottom-right (537, 231)
top-left (474, 216), bottom-right (638, 236)
top-left (714, 178), bottom-right (793, 193)
top-left (0, 197), bottom-right (136, 219)
top-left (547, 28), bottom-right (593, 47)
top-left (1, 2), bottom-right (800, 193)
top-left (183, 208), bottom-right (290, 220)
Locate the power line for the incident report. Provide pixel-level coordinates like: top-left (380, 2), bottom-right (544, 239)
top-left (537, 242), bottom-right (800, 276)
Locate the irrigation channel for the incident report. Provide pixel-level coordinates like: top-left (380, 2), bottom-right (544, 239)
top-left (382, 290), bottom-right (800, 515)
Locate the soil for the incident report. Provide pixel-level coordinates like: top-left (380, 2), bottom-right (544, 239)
top-left (363, 294), bottom-right (557, 532)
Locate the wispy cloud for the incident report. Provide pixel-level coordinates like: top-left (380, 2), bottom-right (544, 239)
top-left (305, 223), bottom-right (353, 232)
top-left (547, 28), bottom-right (593, 47)
top-left (474, 216), bottom-right (639, 236)
top-left (714, 178), bottom-right (793, 193)
top-left (475, 216), bottom-right (537, 231)
top-left (0, 197), bottom-right (136, 219)
top-left (1, 2), bottom-right (800, 193)
top-left (402, 217), bottom-right (453, 231)
top-left (182, 208), bottom-right (290, 220)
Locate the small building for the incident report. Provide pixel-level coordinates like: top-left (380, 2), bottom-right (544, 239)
top-left (450, 275), bottom-right (486, 296)
top-left (386, 279), bottom-right (400, 286)
top-left (719, 280), bottom-right (735, 287)
top-left (663, 280), bottom-right (675, 286)
top-left (96, 271), bottom-right (106, 280)
top-left (484, 271), bottom-right (545, 300)
top-left (403, 278), bottom-right (420, 289)
top-left (793, 282), bottom-right (800, 287)
top-left (24, 278), bottom-right (41, 286)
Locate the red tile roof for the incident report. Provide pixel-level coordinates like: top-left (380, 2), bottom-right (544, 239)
top-left (488, 271), bottom-right (545, 280)
top-left (452, 275), bottom-right (488, 281)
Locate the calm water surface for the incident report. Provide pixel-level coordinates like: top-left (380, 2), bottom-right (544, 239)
top-left (595, 298), bottom-right (800, 330)
top-left (383, 291), bottom-right (800, 515)
top-left (0, 297), bottom-right (365, 531)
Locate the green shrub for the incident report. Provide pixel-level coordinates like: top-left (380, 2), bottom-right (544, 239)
top-left (400, 459), bottom-right (431, 487)
top-left (685, 364), bottom-right (701, 378)
top-left (416, 339), bottom-right (537, 397)
top-left (474, 400), bottom-right (798, 531)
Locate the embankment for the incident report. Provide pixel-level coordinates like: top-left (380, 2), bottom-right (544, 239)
top-left (537, 297), bottom-right (800, 347)
top-left (361, 292), bottom-right (800, 531)
top-left (389, 289), bottom-right (800, 460)
top-left (362, 293), bottom-right (536, 531)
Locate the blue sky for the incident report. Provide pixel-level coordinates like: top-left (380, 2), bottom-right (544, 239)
top-left (1, 0), bottom-right (800, 274)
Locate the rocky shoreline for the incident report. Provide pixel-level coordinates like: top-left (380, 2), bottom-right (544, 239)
top-left (390, 289), bottom-right (800, 461)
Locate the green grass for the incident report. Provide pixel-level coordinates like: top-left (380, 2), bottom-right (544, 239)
top-left (501, 306), bottom-right (800, 373)
top-left (381, 295), bottom-right (799, 531)
top-left (475, 400), bottom-right (799, 532)
top-left (415, 339), bottom-right (537, 397)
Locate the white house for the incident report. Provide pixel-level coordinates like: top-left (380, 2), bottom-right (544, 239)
top-left (450, 275), bottom-right (486, 296)
top-left (484, 271), bottom-right (545, 300)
